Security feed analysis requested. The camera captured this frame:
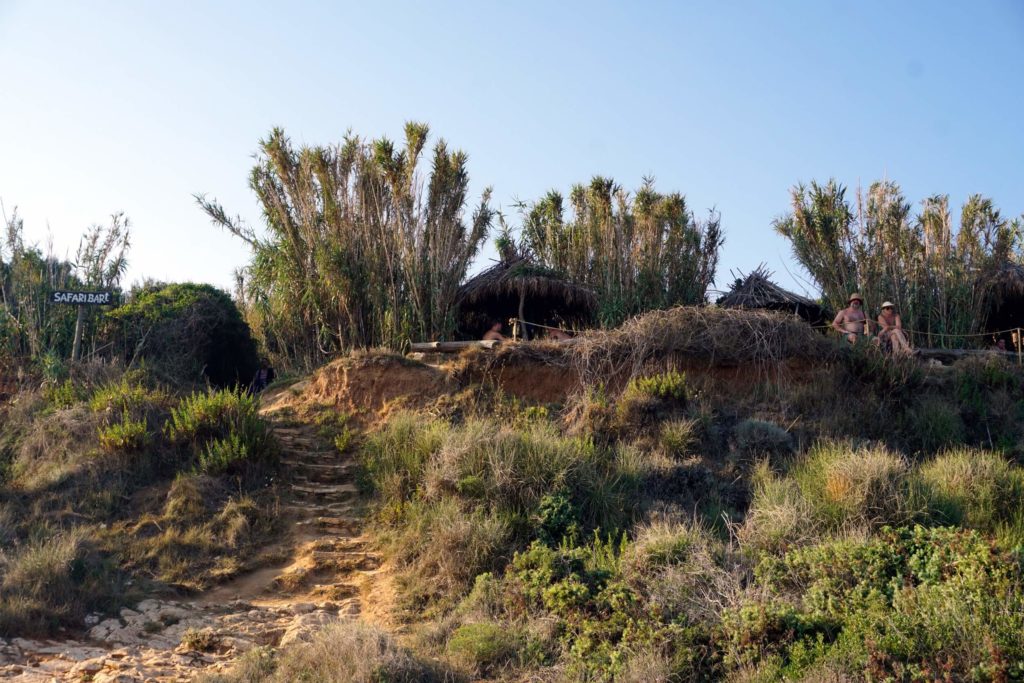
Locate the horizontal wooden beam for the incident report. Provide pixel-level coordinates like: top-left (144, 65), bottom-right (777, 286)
top-left (409, 340), bottom-right (501, 353)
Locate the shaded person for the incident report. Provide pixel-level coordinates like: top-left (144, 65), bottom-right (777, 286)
top-left (548, 323), bottom-right (573, 339)
top-left (482, 321), bottom-right (506, 341)
top-left (832, 293), bottom-right (872, 344)
top-left (876, 301), bottom-right (913, 356)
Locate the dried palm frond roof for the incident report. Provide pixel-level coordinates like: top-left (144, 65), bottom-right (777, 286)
top-left (457, 255), bottom-right (597, 310)
top-left (990, 262), bottom-right (1024, 297)
top-left (717, 266), bottom-right (819, 310)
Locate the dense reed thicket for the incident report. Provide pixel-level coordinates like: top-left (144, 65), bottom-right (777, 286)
top-left (519, 176), bottom-right (724, 327)
top-left (0, 210), bottom-right (129, 363)
top-left (198, 123), bottom-right (494, 370)
top-left (774, 179), bottom-right (1024, 346)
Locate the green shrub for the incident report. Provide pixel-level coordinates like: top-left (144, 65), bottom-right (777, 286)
top-left (913, 448), bottom-right (1024, 544)
top-left (43, 378), bottom-right (83, 409)
top-left (659, 419), bottom-right (698, 458)
top-left (746, 526), bottom-right (1024, 680)
top-left (791, 441), bottom-right (912, 530)
top-left (733, 419), bottom-right (793, 458)
top-left (97, 410), bottom-right (149, 452)
top-left (534, 491), bottom-right (580, 545)
top-left (627, 370), bottom-right (689, 403)
top-left (0, 531), bottom-right (120, 637)
top-left (108, 282), bottom-right (259, 387)
top-left (617, 371), bottom-right (689, 430)
top-left (904, 397), bottom-right (966, 452)
top-left (166, 389), bottom-right (274, 474)
top-left (89, 375), bottom-right (168, 415)
top-left (447, 621), bottom-right (523, 676)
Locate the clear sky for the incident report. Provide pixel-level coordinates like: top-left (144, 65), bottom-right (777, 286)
top-left (2, 1), bottom-right (1022, 297)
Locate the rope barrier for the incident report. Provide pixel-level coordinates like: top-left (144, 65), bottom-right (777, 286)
top-left (509, 316), bottom-right (1023, 364)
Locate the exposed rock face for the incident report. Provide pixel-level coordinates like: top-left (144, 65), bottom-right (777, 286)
top-left (0, 597), bottom-right (348, 681)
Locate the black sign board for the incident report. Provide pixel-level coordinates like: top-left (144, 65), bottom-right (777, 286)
top-left (51, 291), bottom-right (116, 305)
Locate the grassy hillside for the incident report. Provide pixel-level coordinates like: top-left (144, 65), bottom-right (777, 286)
top-left (5, 308), bottom-right (1024, 681)
top-left (0, 363), bottom-right (280, 637)
top-left (210, 309), bottom-right (1024, 682)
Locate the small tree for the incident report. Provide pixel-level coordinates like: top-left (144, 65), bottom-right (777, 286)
top-left (1, 206), bottom-right (79, 361)
top-left (519, 176), bottom-right (723, 326)
top-left (70, 213), bottom-right (130, 360)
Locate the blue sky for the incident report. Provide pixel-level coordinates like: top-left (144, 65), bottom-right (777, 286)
top-left (1, 1), bottom-right (1022, 296)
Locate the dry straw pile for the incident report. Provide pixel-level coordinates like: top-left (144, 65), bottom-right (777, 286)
top-left (483, 306), bottom-right (831, 389)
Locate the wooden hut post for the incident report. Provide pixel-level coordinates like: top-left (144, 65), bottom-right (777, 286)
top-left (518, 283), bottom-right (529, 341)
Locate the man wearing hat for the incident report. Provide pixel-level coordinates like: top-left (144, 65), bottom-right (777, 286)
top-left (832, 293), bottom-right (872, 344)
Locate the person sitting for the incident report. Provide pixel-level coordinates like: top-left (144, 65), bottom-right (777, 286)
top-left (876, 301), bottom-right (913, 356)
top-left (482, 321), bottom-right (506, 341)
top-left (546, 325), bottom-right (572, 341)
top-left (990, 338), bottom-right (1008, 352)
top-left (832, 293), bottom-right (872, 343)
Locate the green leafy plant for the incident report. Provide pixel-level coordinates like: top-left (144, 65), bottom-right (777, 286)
top-left (97, 410), bottom-right (149, 452)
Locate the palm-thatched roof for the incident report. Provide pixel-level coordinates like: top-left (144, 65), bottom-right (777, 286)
top-left (989, 262), bottom-right (1024, 302)
top-left (457, 256), bottom-right (597, 309)
top-left (455, 256), bottom-right (597, 339)
top-left (717, 266), bottom-right (830, 326)
top-left (985, 262), bottom-right (1024, 344)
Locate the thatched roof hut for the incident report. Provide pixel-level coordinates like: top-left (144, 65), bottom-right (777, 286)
top-left (456, 256), bottom-right (597, 340)
top-left (717, 267), bottom-right (830, 327)
top-left (985, 262), bottom-right (1024, 347)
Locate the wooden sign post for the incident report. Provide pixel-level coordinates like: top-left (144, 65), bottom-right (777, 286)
top-left (51, 290), bottom-right (117, 361)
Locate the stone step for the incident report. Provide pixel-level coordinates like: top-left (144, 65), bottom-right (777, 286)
top-left (281, 503), bottom-right (358, 517)
top-left (278, 448), bottom-right (337, 459)
top-left (310, 552), bottom-right (381, 570)
top-left (281, 459), bottom-right (353, 471)
top-left (294, 516), bottom-right (362, 533)
top-left (291, 483), bottom-right (358, 497)
top-left (310, 583), bottom-right (359, 600)
top-left (292, 474), bottom-right (351, 487)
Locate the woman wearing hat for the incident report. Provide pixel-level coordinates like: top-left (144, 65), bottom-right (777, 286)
top-left (832, 293), bottom-right (872, 344)
top-left (877, 301), bottom-right (912, 356)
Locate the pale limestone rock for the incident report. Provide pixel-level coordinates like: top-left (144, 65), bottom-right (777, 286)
top-left (289, 602), bottom-right (316, 615)
top-left (70, 658), bottom-right (105, 676)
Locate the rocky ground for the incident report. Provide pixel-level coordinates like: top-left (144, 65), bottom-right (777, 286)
top-left (0, 416), bottom-right (385, 682)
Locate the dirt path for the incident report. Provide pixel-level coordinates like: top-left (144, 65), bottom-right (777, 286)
top-left (0, 411), bottom-right (390, 682)
top-left (200, 419), bottom-right (384, 612)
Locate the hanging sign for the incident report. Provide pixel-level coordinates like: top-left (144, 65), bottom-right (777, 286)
top-left (51, 291), bottom-right (116, 305)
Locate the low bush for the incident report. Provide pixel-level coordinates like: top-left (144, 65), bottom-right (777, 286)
top-left (447, 621), bottom-right (523, 676)
top-left (914, 448), bottom-right (1024, 545)
top-left (89, 374), bottom-right (169, 415)
top-left (616, 371), bottom-right (689, 430)
top-left (0, 530), bottom-right (121, 637)
top-left (360, 413), bottom-right (650, 613)
top-left (791, 441), bottom-right (912, 531)
top-left (733, 419), bottom-right (793, 458)
top-left (739, 462), bottom-right (818, 554)
top-left (166, 389), bottom-right (275, 475)
top-left (904, 397), bottom-right (966, 453)
top-left (659, 419), bottom-right (698, 458)
top-left (43, 378), bottom-right (83, 409)
top-left (268, 621), bottom-right (447, 682)
top-left (97, 410), bottom-right (149, 452)
top-left (742, 526), bottom-right (1024, 680)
